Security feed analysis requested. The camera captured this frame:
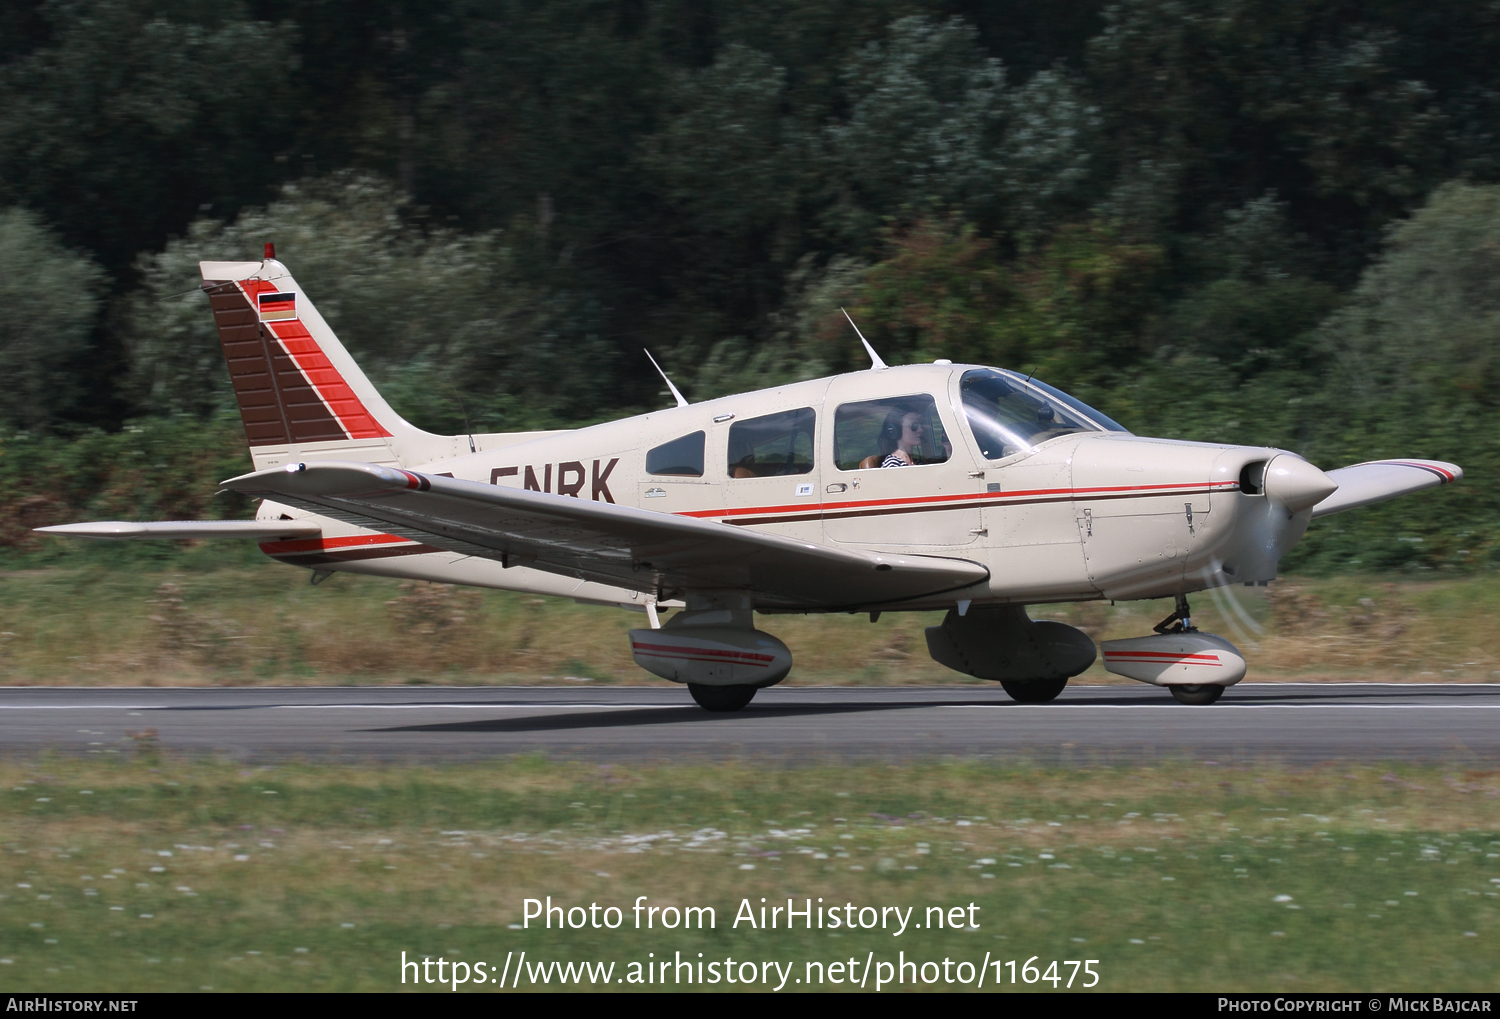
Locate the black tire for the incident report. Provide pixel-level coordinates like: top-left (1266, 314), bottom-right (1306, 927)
top-left (1000, 677), bottom-right (1068, 704)
top-left (1169, 683), bottom-right (1225, 705)
top-left (688, 683), bottom-right (757, 712)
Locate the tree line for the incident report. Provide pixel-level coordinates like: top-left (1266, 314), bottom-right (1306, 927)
top-left (1, 0), bottom-right (1496, 572)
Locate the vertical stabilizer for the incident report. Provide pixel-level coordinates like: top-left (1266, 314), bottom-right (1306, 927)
top-left (199, 258), bottom-right (462, 469)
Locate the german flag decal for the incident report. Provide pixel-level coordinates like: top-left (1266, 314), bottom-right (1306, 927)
top-left (257, 291), bottom-right (297, 321)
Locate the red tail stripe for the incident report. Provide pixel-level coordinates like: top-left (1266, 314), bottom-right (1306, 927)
top-left (238, 279), bottom-right (391, 440)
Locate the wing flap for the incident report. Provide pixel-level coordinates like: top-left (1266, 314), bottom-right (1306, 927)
top-left (36, 520), bottom-right (322, 540)
top-left (1311, 459), bottom-right (1462, 518)
top-left (222, 461), bottom-right (989, 609)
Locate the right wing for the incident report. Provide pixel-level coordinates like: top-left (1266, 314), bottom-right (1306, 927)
top-left (1311, 459), bottom-right (1462, 518)
top-left (221, 460), bottom-right (989, 610)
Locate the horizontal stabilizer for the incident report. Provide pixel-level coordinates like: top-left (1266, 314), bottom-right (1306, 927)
top-left (36, 520), bottom-right (322, 540)
top-left (221, 460), bottom-right (989, 610)
top-left (1311, 459), bottom-right (1462, 518)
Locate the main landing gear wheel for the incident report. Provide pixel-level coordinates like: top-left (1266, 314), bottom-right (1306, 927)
top-left (688, 683), bottom-right (757, 712)
top-left (1000, 677), bottom-right (1068, 704)
top-left (1170, 684), bottom-right (1225, 705)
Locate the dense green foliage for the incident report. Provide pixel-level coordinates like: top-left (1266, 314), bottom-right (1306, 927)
top-left (1, 0), bottom-right (1496, 571)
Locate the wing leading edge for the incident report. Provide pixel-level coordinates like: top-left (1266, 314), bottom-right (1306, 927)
top-left (221, 461), bottom-right (990, 610)
top-left (1311, 459), bottom-right (1462, 518)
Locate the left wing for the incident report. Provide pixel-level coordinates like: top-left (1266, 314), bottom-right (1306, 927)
top-left (1311, 459), bottom-right (1462, 518)
top-left (222, 461), bottom-right (989, 610)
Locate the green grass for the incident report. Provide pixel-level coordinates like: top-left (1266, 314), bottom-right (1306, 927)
top-left (3, 563), bottom-right (1500, 686)
top-left (0, 757), bottom-right (1496, 991)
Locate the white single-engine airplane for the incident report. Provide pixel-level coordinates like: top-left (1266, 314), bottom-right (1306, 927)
top-left (40, 250), bottom-right (1462, 709)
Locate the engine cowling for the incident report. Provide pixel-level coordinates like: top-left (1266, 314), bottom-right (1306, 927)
top-left (1100, 631), bottom-right (1246, 686)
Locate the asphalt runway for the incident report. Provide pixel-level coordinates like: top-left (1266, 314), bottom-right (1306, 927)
top-left (1, 683), bottom-right (1497, 764)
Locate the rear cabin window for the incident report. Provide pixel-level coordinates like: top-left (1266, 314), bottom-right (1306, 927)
top-left (727, 408), bottom-right (816, 478)
top-left (833, 395), bottom-right (951, 471)
top-left (645, 431), bottom-right (705, 477)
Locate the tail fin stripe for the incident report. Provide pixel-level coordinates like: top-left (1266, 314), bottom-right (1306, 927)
top-left (264, 321), bottom-right (388, 439)
top-left (234, 279), bottom-right (390, 441)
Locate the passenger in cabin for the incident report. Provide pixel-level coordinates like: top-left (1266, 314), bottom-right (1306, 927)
top-left (876, 404), bottom-right (950, 467)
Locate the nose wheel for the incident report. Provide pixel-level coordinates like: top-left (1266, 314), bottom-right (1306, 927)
top-left (1169, 683), bottom-right (1224, 705)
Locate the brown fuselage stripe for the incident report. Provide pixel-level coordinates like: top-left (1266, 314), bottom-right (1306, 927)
top-left (718, 484), bottom-right (1232, 527)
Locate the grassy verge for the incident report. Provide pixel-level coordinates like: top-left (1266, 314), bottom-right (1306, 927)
top-left (0, 757), bottom-right (1496, 992)
top-left (2, 565), bottom-right (1499, 686)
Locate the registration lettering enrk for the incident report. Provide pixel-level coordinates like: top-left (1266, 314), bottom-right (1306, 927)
top-left (490, 458), bottom-right (619, 503)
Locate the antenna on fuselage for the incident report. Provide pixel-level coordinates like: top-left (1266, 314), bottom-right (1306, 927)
top-left (840, 308), bottom-right (887, 370)
top-left (643, 349), bottom-right (689, 408)
top-left (451, 389), bottom-right (477, 453)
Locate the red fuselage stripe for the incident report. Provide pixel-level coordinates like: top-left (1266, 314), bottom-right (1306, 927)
top-left (677, 480), bottom-right (1240, 523)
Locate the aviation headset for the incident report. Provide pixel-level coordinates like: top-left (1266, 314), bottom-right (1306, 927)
top-left (883, 405), bottom-right (920, 443)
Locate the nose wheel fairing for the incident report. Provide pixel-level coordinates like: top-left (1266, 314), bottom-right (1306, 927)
top-left (1100, 595), bottom-right (1246, 689)
top-left (1100, 631), bottom-right (1246, 686)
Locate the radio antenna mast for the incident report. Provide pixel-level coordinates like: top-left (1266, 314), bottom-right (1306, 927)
top-left (644, 349), bottom-right (689, 408)
top-left (841, 308), bottom-right (887, 370)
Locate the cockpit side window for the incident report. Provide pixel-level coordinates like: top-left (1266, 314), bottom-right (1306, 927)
top-left (833, 395), bottom-right (952, 471)
top-left (646, 431), bottom-right (705, 477)
top-left (959, 368), bottom-right (1111, 460)
top-left (727, 408), bottom-right (816, 478)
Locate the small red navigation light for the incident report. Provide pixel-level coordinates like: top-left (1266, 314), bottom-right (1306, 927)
top-left (264, 242), bottom-right (276, 260)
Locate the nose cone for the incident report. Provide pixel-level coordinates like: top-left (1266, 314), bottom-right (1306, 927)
top-left (1264, 454), bottom-right (1338, 512)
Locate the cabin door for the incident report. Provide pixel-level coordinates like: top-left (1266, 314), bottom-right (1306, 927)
top-left (820, 380), bottom-right (984, 548)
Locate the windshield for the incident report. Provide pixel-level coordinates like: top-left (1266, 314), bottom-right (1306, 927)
top-left (960, 368), bottom-right (1127, 460)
